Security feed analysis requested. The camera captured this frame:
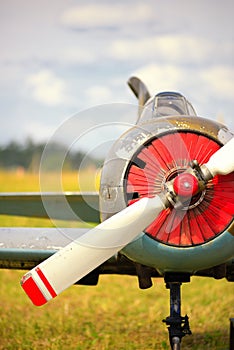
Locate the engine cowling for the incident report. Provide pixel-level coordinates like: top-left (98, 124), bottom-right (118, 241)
top-left (100, 116), bottom-right (234, 274)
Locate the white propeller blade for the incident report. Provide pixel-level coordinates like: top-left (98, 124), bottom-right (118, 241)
top-left (21, 195), bottom-right (167, 306)
top-left (203, 137), bottom-right (234, 177)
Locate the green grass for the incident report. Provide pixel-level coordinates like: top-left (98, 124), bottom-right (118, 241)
top-left (0, 272), bottom-right (233, 350)
top-left (0, 170), bottom-right (233, 349)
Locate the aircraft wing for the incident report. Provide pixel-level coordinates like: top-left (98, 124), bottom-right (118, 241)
top-left (0, 227), bottom-right (144, 285)
top-left (0, 191), bottom-right (143, 283)
top-left (0, 227), bottom-right (90, 269)
top-left (1, 225), bottom-right (230, 288)
top-left (0, 192), bottom-right (104, 282)
top-left (0, 192), bottom-right (100, 222)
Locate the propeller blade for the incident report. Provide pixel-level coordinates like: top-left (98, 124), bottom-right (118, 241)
top-left (203, 137), bottom-right (234, 178)
top-left (21, 194), bottom-right (167, 306)
top-left (127, 76), bottom-right (151, 104)
top-left (127, 76), bottom-right (151, 123)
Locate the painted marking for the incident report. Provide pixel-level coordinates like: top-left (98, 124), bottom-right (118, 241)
top-left (132, 158), bottom-right (146, 169)
top-left (36, 267), bottom-right (57, 298)
top-left (21, 274), bottom-right (47, 306)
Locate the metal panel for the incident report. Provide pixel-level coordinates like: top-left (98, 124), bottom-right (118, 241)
top-left (0, 227), bottom-right (89, 269)
top-left (0, 228), bottom-right (139, 275)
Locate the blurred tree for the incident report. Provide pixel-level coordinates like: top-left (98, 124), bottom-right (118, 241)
top-left (0, 140), bottom-right (101, 171)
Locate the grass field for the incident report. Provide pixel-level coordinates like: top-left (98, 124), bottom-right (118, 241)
top-left (0, 170), bottom-right (233, 349)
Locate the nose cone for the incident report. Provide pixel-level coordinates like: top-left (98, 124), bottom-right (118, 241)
top-left (173, 173), bottom-right (199, 197)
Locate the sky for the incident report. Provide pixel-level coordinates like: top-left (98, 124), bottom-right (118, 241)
top-left (0, 0), bottom-right (233, 149)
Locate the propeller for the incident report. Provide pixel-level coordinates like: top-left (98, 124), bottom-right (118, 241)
top-left (21, 194), bottom-right (167, 306)
top-left (21, 137), bottom-right (234, 306)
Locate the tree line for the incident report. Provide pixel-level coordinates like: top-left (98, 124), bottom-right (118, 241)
top-left (0, 139), bottom-right (100, 172)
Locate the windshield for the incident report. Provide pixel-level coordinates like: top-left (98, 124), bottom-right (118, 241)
top-left (140, 92), bottom-right (197, 123)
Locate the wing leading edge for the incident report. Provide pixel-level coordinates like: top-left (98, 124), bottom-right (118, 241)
top-left (0, 227), bottom-right (89, 269)
top-left (0, 227), bottom-right (142, 285)
top-left (0, 192), bottom-right (100, 222)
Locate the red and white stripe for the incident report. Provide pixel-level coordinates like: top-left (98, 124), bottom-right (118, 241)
top-left (21, 267), bottom-right (57, 306)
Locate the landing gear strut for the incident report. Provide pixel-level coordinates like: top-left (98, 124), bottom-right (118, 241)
top-left (163, 274), bottom-right (192, 349)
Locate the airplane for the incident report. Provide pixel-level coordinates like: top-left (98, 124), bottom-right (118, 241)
top-left (0, 76), bottom-right (234, 350)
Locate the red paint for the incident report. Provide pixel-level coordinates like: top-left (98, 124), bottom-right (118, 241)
top-left (173, 173), bottom-right (199, 197)
top-left (21, 274), bottom-right (47, 306)
top-left (36, 267), bottom-right (57, 299)
top-left (125, 131), bottom-right (234, 247)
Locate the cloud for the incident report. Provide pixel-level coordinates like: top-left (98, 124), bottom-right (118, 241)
top-left (1, 0), bottom-right (233, 146)
top-left (26, 69), bottom-right (69, 106)
top-left (109, 35), bottom-right (232, 65)
top-left (61, 3), bottom-right (154, 29)
top-left (23, 121), bottom-right (56, 143)
top-left (201, 66), bottom-right (234, 100)
top-left (134, 63), bottom-right (234, 99)
top-left (61, 47), bottom-right (96, 65)
top-left (85, 85), bottom-right (113, 105)
top-left (133, 64), bottom-right (183, 93)
top-left (133, 62), bottom-right (234, 130)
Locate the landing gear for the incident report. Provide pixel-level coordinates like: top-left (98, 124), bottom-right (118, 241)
top-left (163, 274), bottom-right (192, 349)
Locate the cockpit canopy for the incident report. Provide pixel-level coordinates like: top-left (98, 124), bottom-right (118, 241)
top-left (139, 92), bottom-right (197, 123)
